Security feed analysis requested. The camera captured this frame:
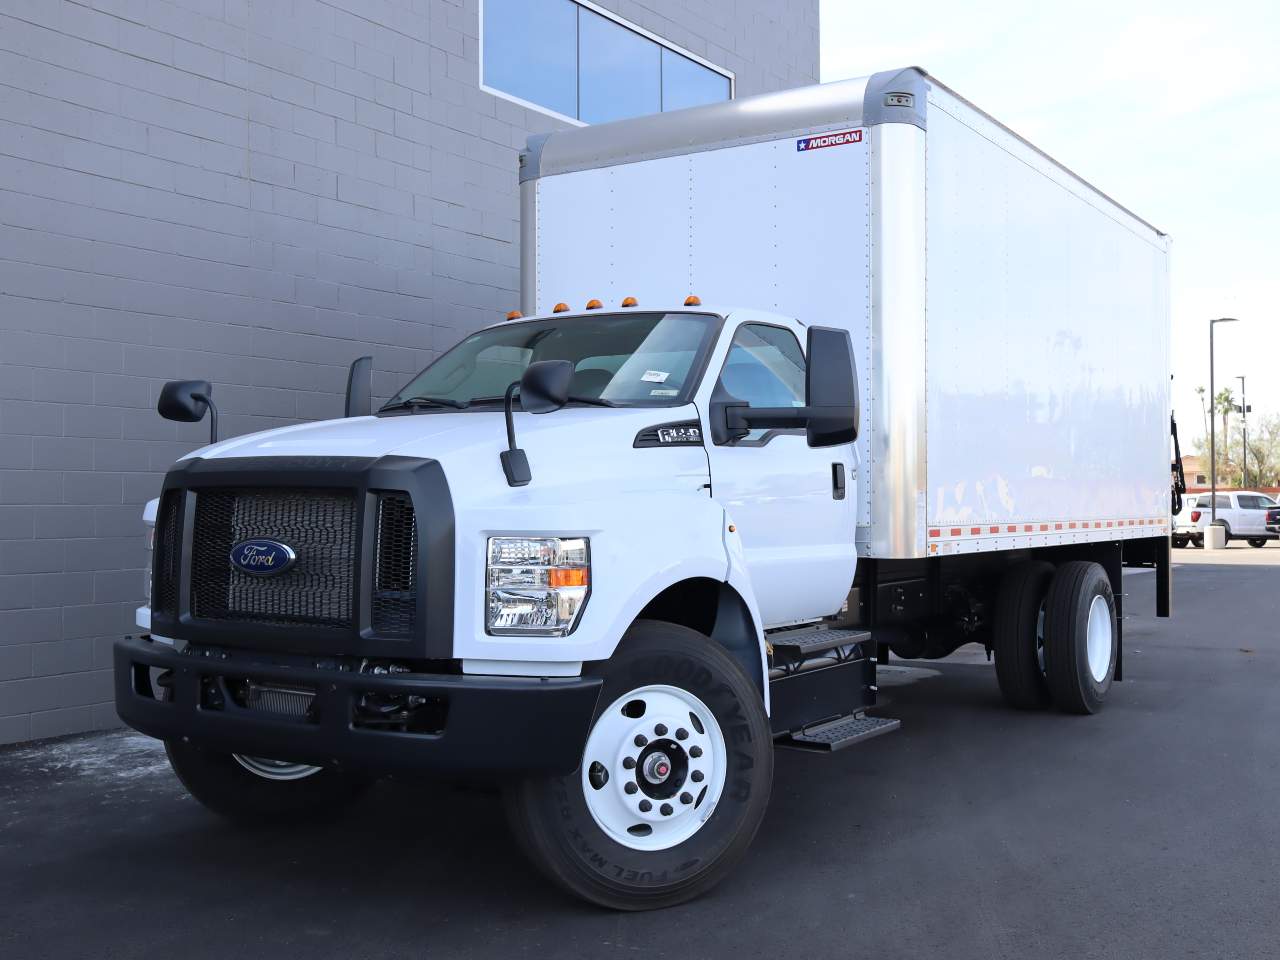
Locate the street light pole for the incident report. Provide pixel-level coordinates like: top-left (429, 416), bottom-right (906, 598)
top-left (1236, 374), bottom-right (1247, 487)
top-left (1209, 318), bottom-right (1239, 526)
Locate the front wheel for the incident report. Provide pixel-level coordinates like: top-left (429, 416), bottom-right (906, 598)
top-left (165, 740), bottom-right (371, 824)
top-left (1247, 538), bottom-right (1268, 548)
top-left (504, 620), bottom-right (773, 910)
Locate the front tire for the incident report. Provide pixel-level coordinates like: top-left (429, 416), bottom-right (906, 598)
top-left (1043, 561), bottom-right (1117, 714)
top-left (504, 620), bottom-right (773, 910)
top-left (993, 561), bottom-right (1055, 709)
top-left (165, 740), bottom-right (370, 825)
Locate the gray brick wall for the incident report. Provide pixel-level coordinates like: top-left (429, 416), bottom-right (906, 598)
top-left (0, 0), bottom-right (818, 744)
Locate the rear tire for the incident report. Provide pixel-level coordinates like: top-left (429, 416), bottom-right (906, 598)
top-left (165, 740), bottom-right (371, 825)
top-left (504, 620), bottom-right (773, 910)
top-left (1043, 561), bottom-right (1117, 714)
top-left (1248, 538), bottom-right (1267, 548)
top-left (993, 561), bottom-right (1055, 710)
top-left (1171, 535), bottom-right (1188, 549)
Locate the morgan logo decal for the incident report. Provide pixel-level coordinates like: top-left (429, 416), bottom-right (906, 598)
top-left (229, 539), bottom-right (298, 576)
top-left (796, 129), bottom-right (863, 152)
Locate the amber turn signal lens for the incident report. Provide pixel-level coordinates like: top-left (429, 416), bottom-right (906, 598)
top-left (585, 299), bottom-right (603, 310)
top-left (620, 296), bottom-right (638, 307)
top-left (684, 295), bottom-right (702, 306)
top-left (505, 310), bottom-right (522, 320)
top-left (548, 568), bottom-right (589, 588)
top-left (552, 302), bottom-right (570, 313)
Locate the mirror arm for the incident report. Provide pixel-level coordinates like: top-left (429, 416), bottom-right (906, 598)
top-left (729, 406), bottom-right (810, 431)
top-left (190, 392), bottom-right (218, 445)
top-left (500, 380), bottom-right (531, 487)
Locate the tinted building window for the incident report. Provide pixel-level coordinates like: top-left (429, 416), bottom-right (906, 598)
top-left (662, 47), bottom-right (732, 111)
top-left (482, 0), bottom-right (578, 119)
top-left (578, 8), bottom-right (661, 123)
top-left (481, 0), bottom-right (731, 123)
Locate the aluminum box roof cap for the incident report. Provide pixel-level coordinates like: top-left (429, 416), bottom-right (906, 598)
top-left (521, 67), bottom-right (927, 183)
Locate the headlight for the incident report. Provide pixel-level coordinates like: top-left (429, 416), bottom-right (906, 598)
top-left (486, 537), bottom-right (590, 636)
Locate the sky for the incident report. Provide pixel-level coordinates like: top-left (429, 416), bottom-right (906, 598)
top-left (820, 0), bottom-right (1280, 445)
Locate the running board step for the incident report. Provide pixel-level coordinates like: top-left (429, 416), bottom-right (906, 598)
top-left (770, 626), bottom-right (872, 666)
top-left (778, 713), bottom-right (901, 752)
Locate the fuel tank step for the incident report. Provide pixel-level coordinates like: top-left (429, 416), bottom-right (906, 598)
top-left (778, 713), bottom-right (901, 752)
top-left (769, 626), bottom-right (872, 667)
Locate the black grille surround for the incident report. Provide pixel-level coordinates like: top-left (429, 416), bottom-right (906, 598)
top-left (150, 455), bottom-right (452, 660)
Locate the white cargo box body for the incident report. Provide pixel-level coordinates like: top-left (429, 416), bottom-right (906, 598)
top-left (520, 68), bottom-right (1171, 560)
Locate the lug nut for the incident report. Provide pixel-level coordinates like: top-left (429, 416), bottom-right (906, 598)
top-left (689, 746), bottom-right (703, 758)
top-left (660, 803), bottom-right (673, 816)
top-left (634, 734), bottom-right (648, 748)
top-left (676, 728), bottom-right (689, 741)
top-left (680, 792), bottom-right (693, 804)
top-left (622, 756), bottom-right (637, 770)
top-left (639, 799), bottom-right (652, 812)
top-left (625, 781), bottom-right (638, 795)
top-left (691, 770), bottom-right (704, 782)
top-left (654, 723), bottom-right (668, 736)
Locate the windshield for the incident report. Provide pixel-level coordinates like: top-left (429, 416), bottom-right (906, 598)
top-left (385, 312), bottom-right (718, 409)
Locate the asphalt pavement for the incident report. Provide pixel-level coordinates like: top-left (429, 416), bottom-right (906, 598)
top-left (2, 552), bottom-right (1278, 960)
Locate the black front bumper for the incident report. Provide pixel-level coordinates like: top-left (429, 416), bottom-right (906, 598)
top-left (115, 636), bottom-right (602, 777)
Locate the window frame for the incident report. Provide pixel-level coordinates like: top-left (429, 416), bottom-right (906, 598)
top-left (478, 0), bottom-right (735, 127)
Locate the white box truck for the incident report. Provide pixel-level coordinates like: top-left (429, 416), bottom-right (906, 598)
top-left (115, 68), bottom-right (1174, 910)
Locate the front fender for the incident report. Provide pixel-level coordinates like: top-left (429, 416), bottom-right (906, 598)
top-left (453, 491), bottom-right (745, 666)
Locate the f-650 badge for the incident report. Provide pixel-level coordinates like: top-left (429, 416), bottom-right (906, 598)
top-left (797, 129), bottom-right (863, 151)
top-left (229, 539), bottom-right (297, 576)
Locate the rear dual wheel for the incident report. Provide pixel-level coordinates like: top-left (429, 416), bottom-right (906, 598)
top-left (504, 620), bottom-right (773, 911)
top-left (994, 560), bottom-right (1118, 714)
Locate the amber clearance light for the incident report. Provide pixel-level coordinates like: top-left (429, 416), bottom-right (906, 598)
top-left (552, 302), bottom-right (571, 313)
top-left (585, 299), bottom-right (603, 310)
top-left (684, 295), bottom-right (702, 306)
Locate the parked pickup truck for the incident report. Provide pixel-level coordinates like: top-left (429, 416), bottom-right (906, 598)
top-left (114, 68), bottom-right (1175, 910)
top-left (1176, 491), bottom-right (1278, 548)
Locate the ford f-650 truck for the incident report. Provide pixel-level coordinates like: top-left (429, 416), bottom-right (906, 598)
top-left (114, 68), bottom-right (1174, 910)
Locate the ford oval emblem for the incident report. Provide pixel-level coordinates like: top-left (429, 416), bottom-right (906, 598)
top-left (229, 539), bottom-right (297, 576)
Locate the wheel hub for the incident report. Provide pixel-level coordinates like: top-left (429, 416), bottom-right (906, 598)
top-left (580, 684), bottom-right (728, 852)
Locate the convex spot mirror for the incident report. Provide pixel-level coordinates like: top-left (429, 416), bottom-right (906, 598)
top-left (520, 359), bottom-right (573, 414)
top-left (157, 380), bottom-right (211, 423)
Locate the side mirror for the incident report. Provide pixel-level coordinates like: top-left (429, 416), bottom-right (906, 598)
top-left (803, 326), bottom-right (859, 447)
top-left (709, 326), bottom-right (858, 448)
top-left (345, 355), bottom-right (373, 417)
top-left (519, 360), bottom-right (573, 414)
top-left (158, 380), bottom-right (218, 444)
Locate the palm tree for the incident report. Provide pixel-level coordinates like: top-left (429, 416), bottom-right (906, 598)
top-left (1196, 385), bottom-right (1208, 441)
top-left (1214, 387), bottom-right (1235, 483)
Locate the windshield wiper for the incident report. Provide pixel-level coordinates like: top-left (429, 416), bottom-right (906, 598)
top-left (470, 394), bottom-right (619, 408)
top-left (379, 395), bottom-right (469, 412)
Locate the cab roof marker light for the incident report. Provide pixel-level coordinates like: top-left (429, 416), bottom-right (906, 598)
top-left (684, 295), bottom-right (702, 306)
top-left (552, 302), bottom-right (571, 313)
top-left (620, 296), bottom-right (638, 307)
top-left (585, 299), bottom-right (603, 310)
top-left (505, 310), bottom-right (523, 320)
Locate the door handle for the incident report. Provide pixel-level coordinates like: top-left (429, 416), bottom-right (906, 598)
top-left (831, 463), bottom-right (846, 500)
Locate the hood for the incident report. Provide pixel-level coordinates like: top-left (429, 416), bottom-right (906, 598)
top-left (182, 406), bottom-right (710, 510)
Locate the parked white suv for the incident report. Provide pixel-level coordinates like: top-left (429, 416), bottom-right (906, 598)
top-left (1174, 491), bottom-right (1278, 548)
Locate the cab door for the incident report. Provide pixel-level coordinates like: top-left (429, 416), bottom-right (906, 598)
top-left (700, 320), bottom-right (856, 626)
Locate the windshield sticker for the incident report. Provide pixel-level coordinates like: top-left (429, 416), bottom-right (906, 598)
top-left (797, 129), bottom-right (863, 152)
top-left (649, 388), bottom-right (679, 397)
top-left (641, 370), bottom-right (670, 383)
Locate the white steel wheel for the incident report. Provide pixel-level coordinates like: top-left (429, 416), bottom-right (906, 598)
top-left (1043, 560), bottom-right (1117, 714)
top-left (232, 755), bottom-right (324, 781)
top-left (1085, 594), bottom-right (1113, 684)
top-left (503, 619), bottom-right (773, 911)
top-left (580, 684), bottom-right (728, 852)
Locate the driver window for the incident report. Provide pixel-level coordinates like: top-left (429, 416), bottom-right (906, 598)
top-left (717, 323), bottom-right (805, 442)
